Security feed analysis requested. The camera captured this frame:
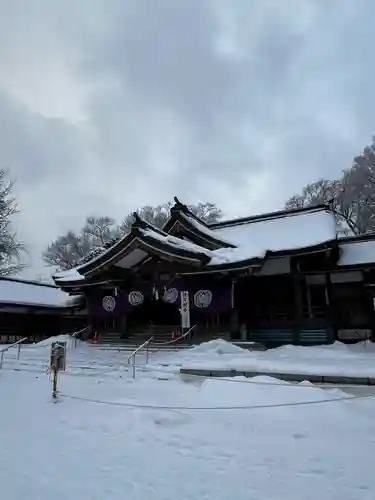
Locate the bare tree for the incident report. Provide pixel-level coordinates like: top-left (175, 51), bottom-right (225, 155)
top-left (337, 138), bottom-right (375, 233)
top-left (118, 203), bottom-right (173, 234)
top-left (286, 179), bottom-right (340, 209)
top-left (284, 136), bottom-right (375, 234)
top-left (44, 216), bottom-right (118, 270)
top-left (0, 170), bottom-right (24, 276)
top-left (83, 216), bottom-right (117, 247)
top-left (43, 231), bottom-right (92, 271)
top-left (188, 201), bottom-right (222, 224)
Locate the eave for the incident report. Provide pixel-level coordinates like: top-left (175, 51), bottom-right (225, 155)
top-left (179, 239), bottom-right (338, 275)
top-left (208, 203), bottom-right (331, 229)
top-left (267, 239), bottom-right (338, 259)
top-left (0, 302), bottom-right (78, 313)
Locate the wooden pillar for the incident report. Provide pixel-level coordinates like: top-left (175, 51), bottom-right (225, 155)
top-left (230, 309), bottom-right (239, 339)
top-left (325, 272), bottom-right (335, 343)
top-left (371, 297), bottom-right (375, 343)
top-left (369, 285), bottom-right (375, 342)
top-left (229, 278), bottom-right (239, 340)
top-left (25, 310), bottom-right (35, 342)
top-left (292, 260), bottom-right (303, 345)
top-left (120, 314), bottom-right (128, 338)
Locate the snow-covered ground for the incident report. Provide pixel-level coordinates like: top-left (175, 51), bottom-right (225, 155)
top-left (1, 338), bottom-right (375, 499)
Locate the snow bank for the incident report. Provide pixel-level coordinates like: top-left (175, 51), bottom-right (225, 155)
top-left (187, 339), bottom-right (249, 356)
top-left (157, 340), bottom-right (375, 378)
top-left (197, 376), bottom-right (347, 408)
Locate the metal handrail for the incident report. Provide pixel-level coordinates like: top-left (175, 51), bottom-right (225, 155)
top-left (71, 326), bottom-right (90, 347)
top-left (71, 326), bottom-right (90, 338)
top-left (0, 326), bottom-right (89, 369)
top-left (126, 325), bottom-right (196, 379)
top-left (0, 337), bottom-right (28, 369)
top-left (127, 336), bottom-right (154, 363)
top-left (21, 326), bottom-right (90, 350)
top-left (151, 324), bottom-right (196, 346)
top-left (127, 336), bottom-right (154, 378)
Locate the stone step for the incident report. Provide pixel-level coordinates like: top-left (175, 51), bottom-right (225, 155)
top-left (129, 336), bottom-right (180, 342)
top-left (97, 339), bottom-right (182, 345)
top-left (91, 328), bottom-right (228, 349)
top-left (87, 342), bottom-right (189, 351)
top-left (99, 337), bottom-right (179, 345)
top-left (90, 332), bottom-right (191, 348)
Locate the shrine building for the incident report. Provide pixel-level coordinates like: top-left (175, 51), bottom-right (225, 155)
top-left (53, 197), bottom-right (375, 346)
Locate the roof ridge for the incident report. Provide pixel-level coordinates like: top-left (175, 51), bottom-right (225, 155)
top-left (209, 204), bottom-right (330, 229)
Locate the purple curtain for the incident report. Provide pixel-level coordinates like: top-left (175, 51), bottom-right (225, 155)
top-left (86, 278), bottom-right (233, 317)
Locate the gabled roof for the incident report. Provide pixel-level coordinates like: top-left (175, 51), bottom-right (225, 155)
top-left (209, 204), bottom-right (337, 256)
top-left (54, 200), bottom-right (342, 288)
top-left (54, 214), bottom-right (222, 287)
top-left (165, 200), bottom-right (338, 261)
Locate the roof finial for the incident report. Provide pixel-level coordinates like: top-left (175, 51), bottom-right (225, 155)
top-left (132, 211), bottom-right (143, 227)
top-left (171, 196), bottom-right (184, 214)
top-left (325, 198), bottom-right (335, 212)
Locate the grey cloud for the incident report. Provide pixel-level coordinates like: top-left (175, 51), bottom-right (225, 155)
top-left (0, 92), bottom-right (88, 184)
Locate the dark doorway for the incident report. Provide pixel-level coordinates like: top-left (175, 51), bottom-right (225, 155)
top-left (128, 297), bottom-right (180, 327)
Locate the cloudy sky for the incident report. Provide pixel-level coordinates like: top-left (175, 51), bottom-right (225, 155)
top-left (1, 0), bottom-right (374, 279)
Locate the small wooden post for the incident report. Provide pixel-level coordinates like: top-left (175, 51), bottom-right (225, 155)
top-left (52, 362), bottom-right (58, 399)
top-left (145, 344), bottom-right (149, 364)
top-left (292, 259), bottom-right (303, 345)
top-left (50, 341), bottom-right (66, 399)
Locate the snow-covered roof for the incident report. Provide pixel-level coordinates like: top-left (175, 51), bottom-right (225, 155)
top-left (178, 213), bottom-right (234, 246)
top-left (338, 238), bottom-right (375, 267)
top-left (139, 229), bottom-right (234, 266)
top-left (54, 222), bottom-right (216, 283)
top-left (139, 229), bottom-right (213, 258)
top-left (205, 207), bottom-right (336, 265)
top-left (54, 267), bottom-right (85, 283)
top-left (76, 237), bottom-right (120, 267)
top-left (54, 203), bottom-right (341, 285)
top-left (0, 278), bottom-right (80, 308)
